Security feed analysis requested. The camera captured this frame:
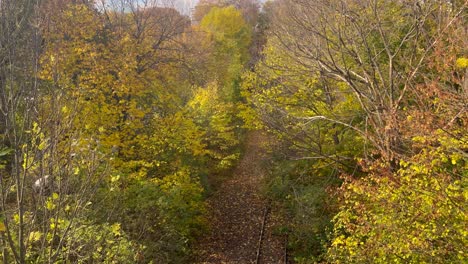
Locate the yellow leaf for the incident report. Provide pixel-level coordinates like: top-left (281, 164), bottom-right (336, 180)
top-left (13, 214), bottom-right (19, 224)
top-left (46, 200), bottom-right (56, 210)
top-left (456, 57), bottom-right (468, 68)
top-left (111, 223), bottom-right (121, 236)
top-left (28, 231), bottom-right (42, 242)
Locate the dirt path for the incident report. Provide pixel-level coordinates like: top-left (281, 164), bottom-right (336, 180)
top-left (194, 131), bottom-right (286, 264)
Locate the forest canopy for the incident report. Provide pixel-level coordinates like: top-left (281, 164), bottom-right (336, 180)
top-left (0, 0), bottom-right (466, 263)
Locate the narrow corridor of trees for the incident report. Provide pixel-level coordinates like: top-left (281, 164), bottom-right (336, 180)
top-left (0, 0), bottom-right (466, 263)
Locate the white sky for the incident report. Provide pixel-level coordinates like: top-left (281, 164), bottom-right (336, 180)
top-left (98, 0), bottom-right (267, 17)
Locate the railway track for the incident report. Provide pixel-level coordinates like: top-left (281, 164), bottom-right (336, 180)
top-left (193, 131), bottom-right (289, 264)
top-left (255, 201), bottom-right (290, 264)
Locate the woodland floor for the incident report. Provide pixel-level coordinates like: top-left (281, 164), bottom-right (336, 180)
top-left (193, 131), bottom-right (287, 264)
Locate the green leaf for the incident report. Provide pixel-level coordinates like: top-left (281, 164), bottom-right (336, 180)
top-left (0, 148), bottom-right (12, 157)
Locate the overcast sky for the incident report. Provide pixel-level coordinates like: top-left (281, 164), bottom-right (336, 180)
top-left (173, 0), bottom-right (268, 15)
top-left (173, 0), bottom-right (197, 15)
top-left (98, 0), bottom-right (267, 16)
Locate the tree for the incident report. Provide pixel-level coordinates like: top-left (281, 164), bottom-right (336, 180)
top-left (328, 134), bottom-right (467, 263)
top-left (263, 0), bottom-right (466, 167)
top-left (327, 3), bottom-right (467, 261)
top-left (241, 29), bottom-right (365, 261)
top-left (200, 5), bottom-right (251, 101)
top-left (1, 1), bottom-right (135, 263)
top-left (243, 0), bottom-right (467, 261)
top-left (0, 0), bottom-right (45, 261)
top-left (193, 0), bottom-right (260, 26)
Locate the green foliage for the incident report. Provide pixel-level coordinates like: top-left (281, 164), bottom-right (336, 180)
top-left (1, 194), bottom-right (141, 263)
top-left (189, 83), bottom-right (241, 171)
top-left (0, 0), bottom-right (254, 262)
top-left (200, 6), bottom-right (251, 102)
top-left (0, 147), bottom-right (11, 170)
top-left (200, 6), bottom-right (251, 63)
top-left (115, 169), bottom-right (206, 263)
top-left (266, 160), bottom-right (340, 262)
top-left (14, 0), bottom-right (468, 263)
top-left (242, 0), bottom-right (467, 263)
top-left (241, 26), bottom-right (365, 261)
top-left (33, 221), bottom-right (140, 263)
top-left (328, 133), bottom-right (467, 263)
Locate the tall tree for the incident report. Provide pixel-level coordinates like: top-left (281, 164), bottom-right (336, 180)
top-left (0, 0), bottom-right (42, 261)
top-left (243, 0), bottom-right (467, 261)
top-left (264, 0), bottom-right (466, 166)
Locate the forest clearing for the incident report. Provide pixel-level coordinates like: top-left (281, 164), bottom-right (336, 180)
top-left (0, 0), bottom-right (466, 263)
